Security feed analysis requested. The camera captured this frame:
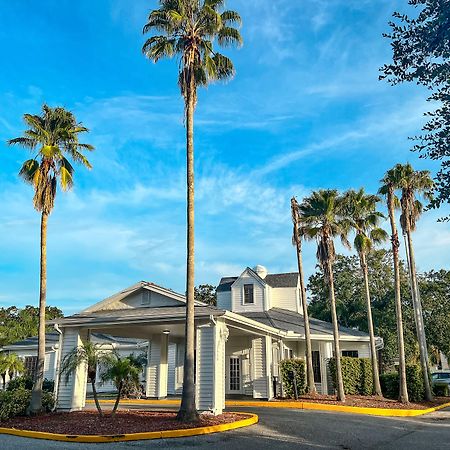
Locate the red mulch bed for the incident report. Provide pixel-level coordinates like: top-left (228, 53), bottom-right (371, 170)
top-left (274, 394), bottom-right (450, 410)
top-left (1, 411), bottom-right (248, 435)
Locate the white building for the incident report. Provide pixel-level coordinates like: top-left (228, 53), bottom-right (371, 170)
top-left (6, 265), bottom-right (381, 415)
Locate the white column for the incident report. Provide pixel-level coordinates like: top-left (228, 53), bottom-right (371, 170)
top-left (145, 334), bottom-right (169, 399)
top-left (252, 335), bottom-right (273, 399)
top-left (56, 327), bottom-right (88, 411)
top-left (196, 320), bottom-right (228, 415)
top-left (319, 341), bottom-right (333, 395)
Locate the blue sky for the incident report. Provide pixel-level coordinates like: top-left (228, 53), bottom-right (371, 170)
top-left (1, 0), bottom-right (449, 314)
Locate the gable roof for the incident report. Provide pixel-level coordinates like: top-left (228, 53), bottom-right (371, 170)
top-left (217, 272), bottom-right (299, 292)
top-left (239, 308), bottom-right (369, 338)
top-left (82, 280), bottom-right (205, 314)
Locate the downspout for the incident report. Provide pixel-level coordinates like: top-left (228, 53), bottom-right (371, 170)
top-left (52, 323), bottom-right (63, 410)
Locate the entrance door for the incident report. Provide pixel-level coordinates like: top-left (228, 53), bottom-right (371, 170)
top-left (228, 356), bottom-right (242, 393)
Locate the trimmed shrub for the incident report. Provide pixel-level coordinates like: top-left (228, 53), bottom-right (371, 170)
top-left (380, 364), bottom-right (426, 402)
top-left (0, 388), bottom-right (55, 421)
top-left (280, 358), bottom-right (306, 398)
top-left (7, 376), bottom-right (54, 393)
top-left (328, 357), bottom-right (374, 395)
top-left (433, 383), bottom-right (449, 397)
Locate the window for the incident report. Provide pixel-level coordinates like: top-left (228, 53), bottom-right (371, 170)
top-left (24, 356), bottom-right (37, 379)
top-left (142, 290), bottom-right (151, 305)
top-left (312, 351), bottom-right (321, 383)
top-left (342, 350), bottom-right (359, 358)
top-left (243, 284), bottom-right (254, 304)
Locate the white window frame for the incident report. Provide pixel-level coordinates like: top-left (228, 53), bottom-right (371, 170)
top-left (243, 284), bottom-right (254, 305)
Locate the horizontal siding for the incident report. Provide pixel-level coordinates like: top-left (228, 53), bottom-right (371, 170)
top-left (217, 291), bottom-right (232, 311)
top-left (252, 337), bottom-right (268, 398)
top-left (270, 287), bottom-right (299, 313)
top-left (232, 272), bottom-right (264, 313)
top-left (167, 343), bottom-right (176, 395)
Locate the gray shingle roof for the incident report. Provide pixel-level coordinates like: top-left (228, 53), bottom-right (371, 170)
top-left (240, 308), bottom-right (369, 338)
top-left (217, 272), bottom-right (299, 291)
top-left (2, 332), bottom-right (60, 348)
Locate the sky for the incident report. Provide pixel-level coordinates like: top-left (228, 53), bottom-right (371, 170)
top-left (0, 0), bottom-right (449, 315)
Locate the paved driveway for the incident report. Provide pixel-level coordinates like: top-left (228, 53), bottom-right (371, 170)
top-left (1, 406), bottom-right (450, 449)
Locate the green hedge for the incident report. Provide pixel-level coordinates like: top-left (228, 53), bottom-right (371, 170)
top-left (328, 357), bottom-right (374, 395)
top-left (380, 364), bottom-right (425, 402)
top-left (7, 376), bottom-right (54, 393)
top-left (280, 359), bottom-right (306, 398)
top-left (0, 388), bottom-right (55, 421)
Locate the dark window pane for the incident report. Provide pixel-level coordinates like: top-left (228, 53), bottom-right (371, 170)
top-left (312, 351), bottom-right (321, 383)
top-left (243, 284), bottom-right (254, 304)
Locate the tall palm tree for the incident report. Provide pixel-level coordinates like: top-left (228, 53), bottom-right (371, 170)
top-left (396, 163), bottom-right (434, 401)
top-left (142, 0), bottom-right (242, 422)
top-left (60, 341), bottom-right (111, 417)
top-left (291, 197), bottom-right (316, 395)
top-left (8, 105), bottom-right (93, 413)
top-left (6, 353), bottom-right (25, 381)
top-left (342, 189), bottom-right (388, 397)
top-left (379, 168), bottom-right (409, 403)
top-left (298, 190), bottom-right (350, 402)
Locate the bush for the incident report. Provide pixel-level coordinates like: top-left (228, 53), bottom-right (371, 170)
top-left (7, 376), bottom-right (54, 393)
top-left (280, 358), bottom-right (306, 398)
top-left (380, 364), bottom-right (426, 402)
top-left (328, 357), bottom-right (373, 395)
top-left (0, 388), bottom-right (55, 421)
top-left (433, 383), bottom-right (449, 397)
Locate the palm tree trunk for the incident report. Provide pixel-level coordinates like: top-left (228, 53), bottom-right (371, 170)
top-left (387, 191), bottom-right (408, 403)
top-left (405, 231), bottom-right (433, 401)
top-left (177, 73), bottom-right (198, 422)
top-left (91, 379), bottom-right (103, 417)
top-left (111, 381), bottom-right (123, 417)
top-left (29, 211), bottom-right (48, 414)
top-left (327, 261), bottom-right (345, 402)
top-left (360, 252), bottom-right (382, 396)
top-left (294, 238), bottom-right (316, 394)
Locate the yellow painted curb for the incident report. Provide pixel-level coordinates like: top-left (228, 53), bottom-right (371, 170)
top-left (0, 413), bottom-right (258, 443)
top-left (88, 398), bottom-right (450, 418)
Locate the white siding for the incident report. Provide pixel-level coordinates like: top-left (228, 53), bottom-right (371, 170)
top-left (57, 328), bottom-right (88, 411)
top-left (145, 335), bottom-right (169, 398)
top-left (167, 343), bottom-right (176, 395)
top-left (340, 342), bottom-right (370, 359)
top-left (100, 289), bottom-right (183, 310)
top-left (231, 271), bottom-right (265, 313)
top-left (270, 287), bottom-right (300, 313)
top-left (217, 291), bottom-right (232, 311)
top-left (252, 336), bottom-right (272, 399)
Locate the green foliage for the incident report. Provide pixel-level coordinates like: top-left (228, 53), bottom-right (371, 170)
top-left (308, 250), bottom-right (420, 370)
top-left (328, 357), bottom-right (373, 395)
top-left (6, 375), bottom-right (53, 393)
top-left (380, 365), bottom-right (426, 402)
top-left (433, 383), bottom-right (449, 397)
top-left (381, 1), bottom-right (450, 212)
top-left (0, 388), bottom-right (54, 421)
top-left (0, 305), bottom-right (63, 346)
top-left (280, 359), bottom-right (306, 398)
top-left (194, 284), bottom-right (217, 306)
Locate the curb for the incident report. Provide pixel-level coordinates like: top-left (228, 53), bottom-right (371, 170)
top-left (87, 399), bottom-right (450, 418)
top-left (0, 413), bottom-right (258, 443)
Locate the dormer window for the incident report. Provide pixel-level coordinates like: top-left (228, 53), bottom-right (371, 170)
top-left (243, 284), bottom-right (254, 304)
top-left (142, 290), bottom-right (152, 305)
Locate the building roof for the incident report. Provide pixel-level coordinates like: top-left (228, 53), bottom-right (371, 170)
top-left (217, 272), bottom-right (298, 292)
top-left (56, 305), bottom-right (225, 327)
top-left (239, 308), bottom-right (369, 338)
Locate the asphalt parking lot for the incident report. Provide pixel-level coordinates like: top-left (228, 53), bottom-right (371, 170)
top-left (1, 405), bottom-right (450, 449)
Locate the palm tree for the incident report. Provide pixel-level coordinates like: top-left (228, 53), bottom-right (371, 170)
top-left (396, 163), bottom-right (434, 401)
top-left (59, 341), bottom-right (109, 416)
top-left (342, 189), bottom-right (388, 397)
top-left (379, 168), bottom-right (409, 403)
top-left (101, 356), bottom-right (142, 416)
top-left (298, 189), bottom-right (350, 402)
top-left (8, 105), bottom-right (93, 413)
top-left (142, 0), bottom-right (242, 422)
top-left (291, 197), bottom-right (316, 395)
top-left (6, 353), bottom-right (25, 381)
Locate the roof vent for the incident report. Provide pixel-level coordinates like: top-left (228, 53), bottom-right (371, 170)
top-left (253, 265), bottom-right (268, 279)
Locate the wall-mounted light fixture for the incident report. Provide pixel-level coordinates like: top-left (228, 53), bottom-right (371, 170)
top-left (162, 329), bottom-right (170, 335)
